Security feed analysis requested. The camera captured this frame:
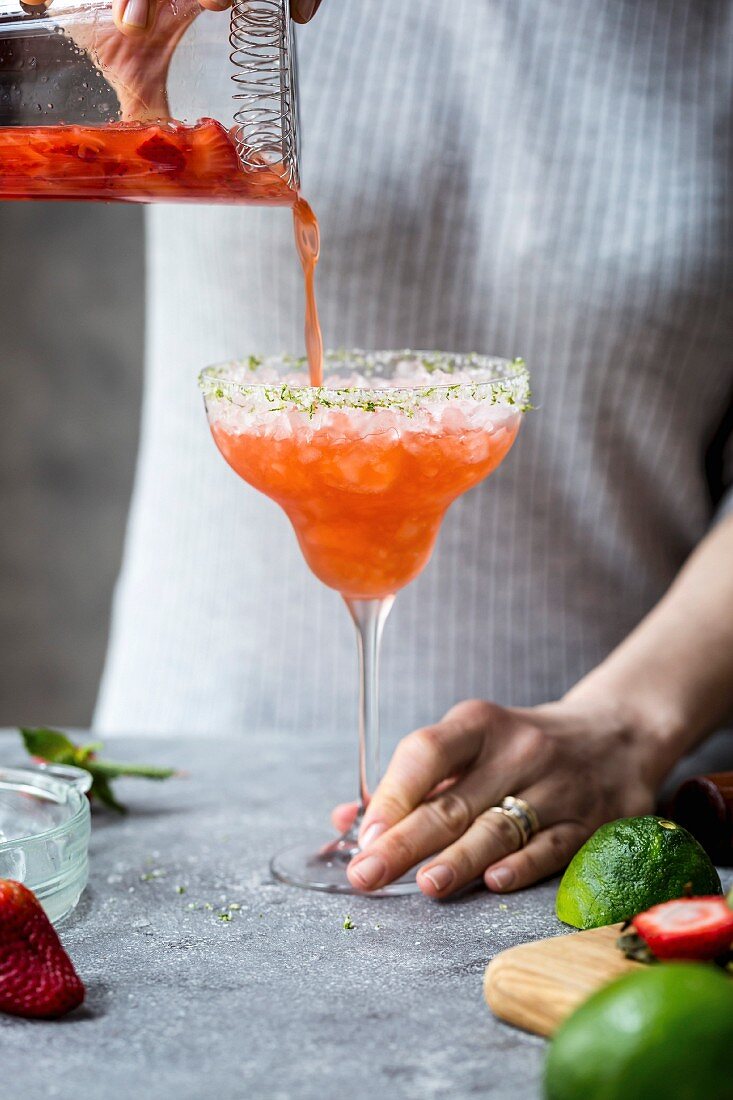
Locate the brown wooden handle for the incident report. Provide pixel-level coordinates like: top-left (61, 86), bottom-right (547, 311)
top-left (669, 772), bottom-right (733, 866)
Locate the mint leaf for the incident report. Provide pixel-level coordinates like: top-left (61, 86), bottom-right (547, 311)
top-left (18, 727), bottom-right (177, 815)
top-left (89, 774), bottom-right (127, 814)
top-left (20, 727), bottom-right (78, 763)
top-left (79, 741), bottom-right (104, 759)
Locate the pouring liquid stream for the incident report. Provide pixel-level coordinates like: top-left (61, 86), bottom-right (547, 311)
top-left (292, 196), bottom-right (324, 387)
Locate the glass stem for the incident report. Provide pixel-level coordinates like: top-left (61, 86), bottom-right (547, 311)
top-left (344, 596), bottom-right (395, 839)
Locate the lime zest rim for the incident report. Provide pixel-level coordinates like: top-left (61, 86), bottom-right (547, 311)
top-left (198, 350), bottom-right (531, 416)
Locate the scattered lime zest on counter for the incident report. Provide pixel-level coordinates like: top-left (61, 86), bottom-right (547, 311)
top-left (203, 903), bottom-right (214, 911)
top-left (186, 902), bottom-right (196, 910)
top-left (227, 903), bottom-right (241, 911)
top-left (140, 869), bottom-right (166, 882)
top-left (219, 912), bottom-right (233, 923)
top-left (499, 903), bottom-right (508, 911)
top-left (175, 885), bottom-right (186, 895)
top-left (343, 916), bottom-right (355, 930)
top-left (19, 727), bottom-right (178, 814)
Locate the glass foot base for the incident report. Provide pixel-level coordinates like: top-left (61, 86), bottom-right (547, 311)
top-left (271, 831), bottom-right (421, 896)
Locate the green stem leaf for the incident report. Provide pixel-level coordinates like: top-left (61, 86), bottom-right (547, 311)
top-left (86, 761), bottom-right (177, 781)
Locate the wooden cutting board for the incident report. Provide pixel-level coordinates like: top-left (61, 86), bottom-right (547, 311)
top-left (484, 923), bottom-right (642, 1036)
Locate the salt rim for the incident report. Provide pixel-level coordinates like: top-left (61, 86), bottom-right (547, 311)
top-left (199, 350), bottom-right (531, 417)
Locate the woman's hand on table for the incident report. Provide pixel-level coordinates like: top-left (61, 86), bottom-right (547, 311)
top-left (333, 695), bottom-right (665, 898)
top-left (338, 515), bottom-right (733, 898)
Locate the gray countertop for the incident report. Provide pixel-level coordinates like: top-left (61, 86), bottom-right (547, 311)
top-left (3, 729), bottom-right (723, 1100)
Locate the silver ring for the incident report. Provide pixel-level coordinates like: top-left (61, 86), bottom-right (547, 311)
top-left (487, 795), bottom-right (540, 850)
top-left (502, 795), bottom-right (540, 838)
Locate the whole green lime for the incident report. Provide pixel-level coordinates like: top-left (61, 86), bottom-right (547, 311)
top-left (544, 963), bottom-right (733, 1100)
top-left (556, 816), bottom-right (721, 929)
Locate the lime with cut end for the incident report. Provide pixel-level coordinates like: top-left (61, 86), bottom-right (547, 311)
top-left (544, 964), bottom-right (733, 1100)
top-left (556, 816), bottom-right (721, 929)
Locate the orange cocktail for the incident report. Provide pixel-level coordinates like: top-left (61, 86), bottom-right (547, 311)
top-left (200, 350), bottom-right (530, 895)
top-left (210, 381), bottom-right (521, 600)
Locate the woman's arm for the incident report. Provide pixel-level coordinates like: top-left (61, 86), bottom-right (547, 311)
top-left (567, 511), bottom-right (733, 760)
top-left (340, 513), bottom-right (733, 897)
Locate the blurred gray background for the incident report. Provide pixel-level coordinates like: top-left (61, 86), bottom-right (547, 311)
top-left (0, 203), bottom-right (144, 728)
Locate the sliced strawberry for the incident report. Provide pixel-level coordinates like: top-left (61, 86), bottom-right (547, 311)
top-left (137, 132), bottom-right (186, 173)
top-left (0, 880), bottom-right (85, 1019)
top-left (633, 896), bottom-right (733, 961)
top-left (187, 119), bottom-right (242, 183)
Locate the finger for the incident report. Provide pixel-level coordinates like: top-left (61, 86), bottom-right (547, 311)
top-left (348, 763), bottom-right (519, 893)
top-left (113, 0), bottom-right (153, 35)
top-left (358, 715), bottom-right (487, 843)
top-left (331, 781), bottom-right (456, 836)
top-left (331, 801), bottom-right (358, 833)
top-left (290, 0), bottom-right (323, 24)
top-left (484, 822), bottom-right (587, 893)
top-left (415, 804), bottom-right (526, 897)
top-left (414, 783), bottom-right (565, 897)
top-left (198, 0), bottom-right (231, 12)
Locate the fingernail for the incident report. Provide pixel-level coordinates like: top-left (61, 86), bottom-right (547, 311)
top-left (421, 864), bottom-right (455, 893)
top-left (291, 0), bottom-right (322, 24)
top-left (486, 866), bottom-right (515, 891)
top-left (348, 854), bottom-right (386, 890)
top-left (359, 822), bottom-right (386, 849)
top-left (122, 0), bottom-right (148, 27)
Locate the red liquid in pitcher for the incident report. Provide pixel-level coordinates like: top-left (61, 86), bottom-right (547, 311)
top-left (0, 118), bottom-right (294, 204)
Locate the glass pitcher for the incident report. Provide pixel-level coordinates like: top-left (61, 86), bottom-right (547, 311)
top-left (0, 0), bottom-right (298, 202)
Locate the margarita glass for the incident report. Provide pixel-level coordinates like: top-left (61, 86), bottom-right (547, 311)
top-left (200, 350), bottom-right (530, 894)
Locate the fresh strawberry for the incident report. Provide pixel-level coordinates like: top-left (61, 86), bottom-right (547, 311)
top-left (632, 896), bottom-right (733, 961)
top-left (0, 880), bottom-right (85, 1018)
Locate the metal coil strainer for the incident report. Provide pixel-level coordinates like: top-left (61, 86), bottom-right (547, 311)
top-left (230, 0), bottom-right (299, 190)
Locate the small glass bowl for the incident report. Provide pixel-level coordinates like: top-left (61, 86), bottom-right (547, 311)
top-left (0, 766), bottom-right (91, 925)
